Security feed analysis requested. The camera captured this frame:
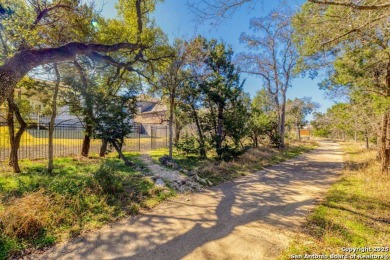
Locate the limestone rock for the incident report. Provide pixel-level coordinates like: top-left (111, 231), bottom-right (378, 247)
top-left (155, 178), bottom-right (166, 187)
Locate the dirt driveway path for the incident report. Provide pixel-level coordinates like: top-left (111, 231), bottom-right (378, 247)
top-left (37, 141), bottom-right (343, 260)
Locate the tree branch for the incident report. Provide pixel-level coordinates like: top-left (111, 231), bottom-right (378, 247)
top-left (320, 13), bottom-right (388, 46)
top-left (32, 4), bottom-right (72, 29)
top-left (308, 0), bottom-right (390, 10)
top-left (0, 42), bottom-right (145, 105)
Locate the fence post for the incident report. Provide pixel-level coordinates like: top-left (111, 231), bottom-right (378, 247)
top-left (138, 125), bottom-right (141, 152)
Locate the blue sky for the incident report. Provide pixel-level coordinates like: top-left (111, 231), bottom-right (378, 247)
top-left (95, 0), bottom-right (336, 116)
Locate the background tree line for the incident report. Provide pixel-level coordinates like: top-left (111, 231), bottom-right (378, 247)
top-left (0, 0), bottom-right (319, 174)
top-left (189, 0), bottom-right (390, 172)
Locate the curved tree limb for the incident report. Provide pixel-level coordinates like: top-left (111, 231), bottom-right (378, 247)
top-left (0, 42), bottom-right (145, 105)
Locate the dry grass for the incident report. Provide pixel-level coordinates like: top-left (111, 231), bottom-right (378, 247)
top-left (0, 190), bottom-right (67, 239)
top-left (344, 145), bottom-right (390, 204)
top-left (196, 142), bottom-right (315, 185)
top-left (236, 147), bottom-right (278, 165)
top-left (280, 143), bottom-right (390, 259)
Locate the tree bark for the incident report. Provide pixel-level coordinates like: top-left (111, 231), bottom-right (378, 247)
top-left (380, 110), bottom-right (390, 173)
top-left (99, 139), bottom-right (109, 157)
top-left (7, 93), bottom-right (27, 173)
top-left (168, 92), bottom-right (175, 159)
top-left (174, 124), bottom-right (181, 145)
top-left (109, 139), bottom-right (133, 166)
top-left (81, 124), bottom-right (93, 157)
top-left (191, 105), bottom-right (207, 159)
top-left (279, 95), bottom-right (287, 148)
top-left (216, 103), bottom-right (224, 157)
top-left (253, 130), bottom-right (259, 148)
top-left (74, 60), bottom-right (94, 158)
top-left (365, 129), bottom-right (369, 149)
top-left (296, 118), bottom-right (301, 141)
top-left (48, 64), bottom-right (60, 174)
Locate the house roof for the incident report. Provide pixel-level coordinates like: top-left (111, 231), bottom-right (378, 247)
top-left (137, 94), bottom-right (167, 114)
top-left (137, 94), bottom-right (160, 103)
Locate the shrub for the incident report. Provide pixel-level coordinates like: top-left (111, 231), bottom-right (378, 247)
top-left (93, 163), bottom-right (124, 194)
top-left (175, 135), bottom-right (199, 156)
top-left (218, 145), bottom-right (248, 161)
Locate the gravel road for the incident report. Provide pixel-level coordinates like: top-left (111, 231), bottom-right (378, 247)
top-left (34, 140), bottom-right (343, 260)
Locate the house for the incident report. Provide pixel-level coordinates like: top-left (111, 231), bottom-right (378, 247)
top-left (134, 96), bottom-right (168, 135)
top-left (0, 86), bottom-right (81, 125)
top-left (1, 86), bottom-right (168, 136)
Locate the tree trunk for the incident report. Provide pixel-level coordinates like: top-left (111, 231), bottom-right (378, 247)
top-left (74, 60), bottom-right (94, 158)
top-left (109, 139), bottom-right (133, 166)
top-left (6, 93), bottom-right (27, 173)
top-left (279, 98), bottom-right (286, 148)
top-left (295, 118), bottom-right (301, 141)
top-left (365, 129), bottom-right (369, 149)
top-left (118, 137), bottom-right (125, 159)
top-left (380, 110), bottom-right (390, 173)
top-left (168, 93), bottom-right (175, 159)
top-left (381, 61), bottom-right (390, 172)
top-left (174, 125), bottom-right (181, 145)
top-left (48, 64), bottom-right (60, 174)
top-left (216, 104), bottom-right (224, 157)
top-left (209, 101), bottom-right (217, 135)
top-left (253, 131), bottom-right (259, 148)
top-left (81, 123), bottom-right (93, 157)
top-left (99, 139), bottom-right (108, 157)
top-left (354, 131), bottom-right (358, 143)
top-left (192, 105), bottom-right (207, 159)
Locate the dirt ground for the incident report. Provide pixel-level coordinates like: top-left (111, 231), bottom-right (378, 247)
top-left (33, 140), bottom-right (343, 260)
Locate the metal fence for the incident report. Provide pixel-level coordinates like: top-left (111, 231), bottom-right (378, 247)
top-left (151, 126), bottom-right (169, 150)
top-left (0, 122), bottom-right (168, 162)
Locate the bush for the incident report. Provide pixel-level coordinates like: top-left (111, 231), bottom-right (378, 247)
top-left (175, 135), bottom-right (199, 156)
top-left (218, 145), bottom-right (249, 161)
top-left (92, 163), bottom-right (124, 194)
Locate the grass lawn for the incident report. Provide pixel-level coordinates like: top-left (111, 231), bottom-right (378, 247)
top-left (280, 143), bottom-right (390, 259)
top-left (0, 153), bottom-right (174, 260)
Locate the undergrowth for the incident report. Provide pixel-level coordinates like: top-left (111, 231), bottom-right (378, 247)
top-left (0, 153), bottom-right (173, 259)
top-left (150, 141), bottom-right (317, 185)
top-left (196, 141), bottom-right (317, 185)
